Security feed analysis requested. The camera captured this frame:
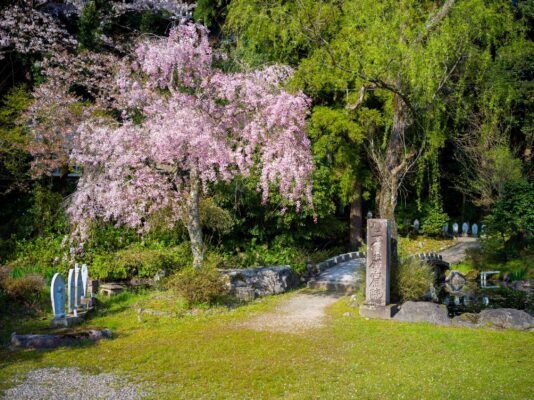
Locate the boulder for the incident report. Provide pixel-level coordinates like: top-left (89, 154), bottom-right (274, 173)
top-left (511, 279), bottom-right (534, 294)
top-left (222, 265), bottom-right (299, 300)
top-left (445, 270), bottom-right (466, 289)
top-left (394, 301), bottom-right (451, 326)
top-left (452, 313), bottom-right (479, 328)
top-left (477, 308), bottom-right (534, 330)
top-left (11, 329), bottom-right (112, 349)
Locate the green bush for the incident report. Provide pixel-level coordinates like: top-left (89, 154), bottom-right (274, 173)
top-left (166, 267), bottom-right (226, 306)
top-left (392, 257), bottom-right (435, 303)
top-left (90, 242), bottom-right (192, 280)
top-left (6, 234), bottom-right (67, 280)
top-left (0, 266), bottom-right (47, 311)
top-left (212, 237), bottom-right (344, 275)
top-left (420, 206), bottom-right (449, 236)
top-left (465, 247), bottom-right (484, 270)
top-left (482, 180), bottom-right (534, 260)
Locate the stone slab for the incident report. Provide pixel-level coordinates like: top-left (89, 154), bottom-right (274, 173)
top-left (11, 329), bottom-right (112, 349)
top-left (360, 304), bottom-right (399, 320)
top-left (51, 315), bottom-right (83, 328)
top-left (393, 301), bottom-right (451, 326)
top-left (100, 283), bottom-right (127, 297)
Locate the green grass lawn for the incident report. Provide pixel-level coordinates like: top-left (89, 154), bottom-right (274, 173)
top-left (398, 235), bottom-right (455, 256)
top-left (1, 290), bottom-right (533, 399)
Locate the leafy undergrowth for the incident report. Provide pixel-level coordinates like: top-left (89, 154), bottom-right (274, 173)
top-left (0, 290), bottom-right (533, 399)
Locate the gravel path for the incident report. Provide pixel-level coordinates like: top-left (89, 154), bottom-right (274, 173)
top-left (240, 293), bottom-right (339, 333)
top-left (439, 238), bottom-right (480, 265)
top-left (315, 259), bottom-right (364, 284)
top-left (2, 368), bottom-right (147, 400)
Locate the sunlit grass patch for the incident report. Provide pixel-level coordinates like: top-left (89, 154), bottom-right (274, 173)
top-left (398, 235), bottom-right (454, 256)
top-left (1, 290), bottom-right (533, 399)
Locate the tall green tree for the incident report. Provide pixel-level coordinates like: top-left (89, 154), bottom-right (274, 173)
top-left (309, 106), bottom-right (378, 249)
top-left (453, 17), bottom-right (534, 210)
top-left (228, 0), bottom-right (526, 237)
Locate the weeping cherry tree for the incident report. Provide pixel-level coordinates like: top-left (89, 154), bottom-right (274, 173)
top-left (67, 23), bottom-right (314, 268)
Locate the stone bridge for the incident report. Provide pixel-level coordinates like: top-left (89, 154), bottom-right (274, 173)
top-left (413, 252), bottom-right (450, 268)
top-left (307, 251), bottom-right (450, 293)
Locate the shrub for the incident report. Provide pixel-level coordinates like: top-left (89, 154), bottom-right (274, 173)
top-left (6, 234), bottom-right (66, 280)
top-left (392, 257), bottom-right (435, 303)
top-left (166, 267), bottom-right (226, 306)
top-left (482, 180), bottom-right (534, 260)
top-left (420, 206), bottom-right (449, 236)
top-left (0, 266), bottom-right (47, 310)
top-left (90, 242), bottom-right (192, 280)
top-left (213, 237), bottom-right (343, 276)
top-left (465, 247), bottom-right (484, 270)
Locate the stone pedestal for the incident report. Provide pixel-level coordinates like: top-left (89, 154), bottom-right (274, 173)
top-left (360, 304), bottom-right (399, 319)
top-left (99, 283), bottom-right (126, 297)
top-left (51, 315), bottom-right (83, 328)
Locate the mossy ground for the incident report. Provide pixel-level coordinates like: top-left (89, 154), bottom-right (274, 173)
top-left (397, 235), bottom-right (454, 256)
top-left (1, 290), bottom-right (533, 399)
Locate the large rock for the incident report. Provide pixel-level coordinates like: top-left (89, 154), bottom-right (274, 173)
top-left (452, 313), bottom-right (479, 328)
top-left (222, 265), bottom-right (299, 300)
top-left (478, 308), bottom-right (534, 330)
top-left (394, 301), bottom-right (451, 326)
top-left (445, 270), bottom-right (466, 289)
top-left (11, 329), bottom-right (112, 349)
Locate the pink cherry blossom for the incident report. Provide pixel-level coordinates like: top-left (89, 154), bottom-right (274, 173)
top-left (38, 22), bottom-right (313, 267)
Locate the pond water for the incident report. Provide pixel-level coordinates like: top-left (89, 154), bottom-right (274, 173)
top-left (438, 281), bottom-right (533, 317)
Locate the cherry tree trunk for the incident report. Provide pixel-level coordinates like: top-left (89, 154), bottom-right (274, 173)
top-left (349, 180), bottom-right (363, 251)
top-left (377, 94), bottom-right (411, 239)
top-left (186, 170), bottom-right (204, 269)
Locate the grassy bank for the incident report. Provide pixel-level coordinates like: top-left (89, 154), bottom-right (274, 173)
top-left (1, 290), bottom-right (533, 399)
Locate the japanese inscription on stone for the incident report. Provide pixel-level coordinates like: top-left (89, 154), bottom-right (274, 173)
top-left (366, 219), bottom-right (391, 306)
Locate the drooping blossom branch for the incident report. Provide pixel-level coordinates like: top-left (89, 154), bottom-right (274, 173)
top-left (25, 82), bottom-right (94, 178)
top-left (25, 49), bottom-right (121, 177)
top-left (40, 51), bottom-right (121, 107)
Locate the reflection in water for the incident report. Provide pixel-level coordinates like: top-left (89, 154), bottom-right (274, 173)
top-left (438, 281), bottom-right (532, 317)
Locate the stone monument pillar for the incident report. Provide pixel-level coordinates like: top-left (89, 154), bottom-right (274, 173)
top-left (360, 219), bottom-right (398, 319)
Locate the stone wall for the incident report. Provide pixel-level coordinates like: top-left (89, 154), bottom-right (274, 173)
top-left (221, 265), bottom-right (300, 301)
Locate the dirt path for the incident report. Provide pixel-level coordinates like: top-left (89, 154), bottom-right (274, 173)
top-left (439, 237), bottom-right (480, 265)
top-left (240, 293), bottom-right (340, 334)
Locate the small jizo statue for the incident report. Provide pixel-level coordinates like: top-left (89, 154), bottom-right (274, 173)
top-left (50, 273), bottom-right (66, 319)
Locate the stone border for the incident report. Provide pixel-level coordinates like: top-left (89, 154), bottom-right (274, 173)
top-left (314, 251), bottom-right (448, 274)
top-left (314, 252), bottom-right (366, 275)
top-left (415, 252), bottom-right (443, 261)
top-left (412, 252), bottom-right (449, 268)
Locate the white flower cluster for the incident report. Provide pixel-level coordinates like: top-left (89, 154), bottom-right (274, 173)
top-left (0, 5), bottom-right (77, 59)
top-left (112, 0), bottom-right (196, 18)
top-left (63, 0), bottom-right (195, 18)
